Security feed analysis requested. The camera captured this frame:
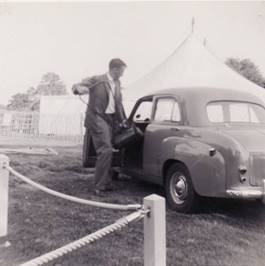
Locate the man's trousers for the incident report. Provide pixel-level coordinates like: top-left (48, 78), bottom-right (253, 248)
top-left (90, 114), bottom-right (114, 190)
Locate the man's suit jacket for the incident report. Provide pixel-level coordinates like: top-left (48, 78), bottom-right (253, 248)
top-left (79, 74), bottom-right (126, 131)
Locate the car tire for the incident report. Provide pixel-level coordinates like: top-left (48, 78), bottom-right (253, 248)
top-left (165, 163), bottom-right (198, 213)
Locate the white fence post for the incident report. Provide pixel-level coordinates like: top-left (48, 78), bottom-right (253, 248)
top-left (0, 154), bottom-right (9, 238)
top-left (144, 194), bottom-right (166, 266)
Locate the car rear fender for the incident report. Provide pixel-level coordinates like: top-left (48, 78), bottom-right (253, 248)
top-left (160, 137), bottom-right (226, 197)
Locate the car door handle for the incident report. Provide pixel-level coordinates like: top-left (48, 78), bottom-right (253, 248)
top-left (170, 127), bottom-right (180, 132)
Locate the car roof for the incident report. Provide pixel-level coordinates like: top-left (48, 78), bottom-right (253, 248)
top-left (144, 86), bottom-right (264, 104)
top-left (142, 87), bottom-right (265, 126)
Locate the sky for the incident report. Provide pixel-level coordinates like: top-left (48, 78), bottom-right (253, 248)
top-left (0, 1), bottom-right (265, 105)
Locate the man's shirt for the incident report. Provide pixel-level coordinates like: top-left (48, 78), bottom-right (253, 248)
top-left (105, 73), bottom-right (116, 114)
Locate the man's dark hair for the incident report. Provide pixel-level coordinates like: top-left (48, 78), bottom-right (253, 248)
top-left (109, 58), bottom-right (127, 70)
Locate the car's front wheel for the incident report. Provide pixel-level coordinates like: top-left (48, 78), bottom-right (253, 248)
top-left (165, 163), bottom-right (198, 213)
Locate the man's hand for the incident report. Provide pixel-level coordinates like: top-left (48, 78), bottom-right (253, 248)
top-left (72, 84), bottom-right (79, 95)
top-left (71, 84), bottom-right (89, 95)
top-left (121, 119), bottom-right (130, 129)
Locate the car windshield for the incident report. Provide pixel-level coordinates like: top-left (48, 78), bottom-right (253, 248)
top-left (207, 101), bottom-right (265, 124)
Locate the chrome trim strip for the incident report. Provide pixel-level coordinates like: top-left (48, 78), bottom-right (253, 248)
top-left (226, 189), bottom-right (263, 198)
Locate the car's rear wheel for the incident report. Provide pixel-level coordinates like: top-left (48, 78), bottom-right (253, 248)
top-left (165, 163), bottom-right (198, 213)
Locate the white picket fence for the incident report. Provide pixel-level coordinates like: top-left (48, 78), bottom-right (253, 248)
top-left (0, 111), bottom-right (85, 143)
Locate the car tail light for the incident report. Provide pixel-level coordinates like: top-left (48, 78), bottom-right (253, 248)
top-left (239, 166), bottom-right (247, 182)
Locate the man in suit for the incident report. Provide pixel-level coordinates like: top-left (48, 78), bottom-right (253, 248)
top-left (72, 58), bottom-right (128, 196)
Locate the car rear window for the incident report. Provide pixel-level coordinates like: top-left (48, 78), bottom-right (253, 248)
top-left (207, 101), bottom-right (265, 124)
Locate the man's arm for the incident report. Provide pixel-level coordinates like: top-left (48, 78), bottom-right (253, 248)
top-left (72, 76), bottom-right (98, 95)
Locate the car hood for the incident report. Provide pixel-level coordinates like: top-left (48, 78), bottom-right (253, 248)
top-left (222, 128), bottom-right (265, 153)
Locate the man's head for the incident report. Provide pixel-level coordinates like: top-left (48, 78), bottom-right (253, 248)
top-left (109, 58), bottom-right (127, 80)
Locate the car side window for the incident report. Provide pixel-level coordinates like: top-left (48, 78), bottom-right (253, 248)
top-left (207, 104), bottom-right (224, 123)
top-left (207, 101), bottom-right (265, 123)
top-left (154, 98), bottom-right (181, 122)
top-left (230, 103), bottom-right (250, 122)
top-left (172, 102), bottom-right (181, 122)
top-left (229, 103), bottom-right (261, 123)
top-left (133, 101), bottom-right (153, 122)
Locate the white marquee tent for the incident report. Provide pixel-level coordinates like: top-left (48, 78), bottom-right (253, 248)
top-left (123, 32), bottom-right (265, 105)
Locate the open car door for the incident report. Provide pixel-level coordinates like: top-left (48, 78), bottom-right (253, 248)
top-left (82, 128), bottom-right (95, 167)
top-left (83, 96), bottom-right (152, 168)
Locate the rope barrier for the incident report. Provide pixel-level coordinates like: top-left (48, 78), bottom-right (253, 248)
top-left (5, 165), bottom-right (142, 211)
top-left (18, 210), bottom-right (146, 266)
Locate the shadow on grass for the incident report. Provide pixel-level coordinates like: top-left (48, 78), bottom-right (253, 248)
top-left (198, 196), bottom-right (265, 217)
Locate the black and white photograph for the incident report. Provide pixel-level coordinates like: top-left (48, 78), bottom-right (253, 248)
top-left (0, 1), bottom-right (265, 265)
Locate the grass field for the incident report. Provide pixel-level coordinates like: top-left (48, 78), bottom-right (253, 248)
top-left (0, 141), bottom-right (265, 266)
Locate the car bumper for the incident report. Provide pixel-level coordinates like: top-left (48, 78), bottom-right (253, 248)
top-left (226, 180), bottom-right (265, 203)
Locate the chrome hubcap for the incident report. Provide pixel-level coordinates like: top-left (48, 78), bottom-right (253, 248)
top-left (170, 173), bottom-right (188, 204)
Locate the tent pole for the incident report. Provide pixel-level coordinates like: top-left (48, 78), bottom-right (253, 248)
top-left (191, 17), bottom-right (195, 33)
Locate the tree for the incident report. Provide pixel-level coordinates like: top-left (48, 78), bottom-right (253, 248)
top-left (7, 93), bottom-right (31, 111)
top-left (226, 58), bottom-right (265, 88)
top-left (26, 86), bottom-right (36, 96)
top-left (7, 72), bottom-right (67, 111)
top-left (36, 72), bottom-right (67, 95)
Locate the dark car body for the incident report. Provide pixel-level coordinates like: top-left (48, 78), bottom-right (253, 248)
top-left (84, 87), bottom-right (265, 212)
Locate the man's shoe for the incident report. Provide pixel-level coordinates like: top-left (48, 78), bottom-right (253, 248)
top-left (117, 174), bottom-right (131, 181)
top-left (94, 189), bottom-right (107, 197)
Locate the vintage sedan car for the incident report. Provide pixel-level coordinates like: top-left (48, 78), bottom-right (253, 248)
top-left (84, 87), bottom-right (265, 212)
